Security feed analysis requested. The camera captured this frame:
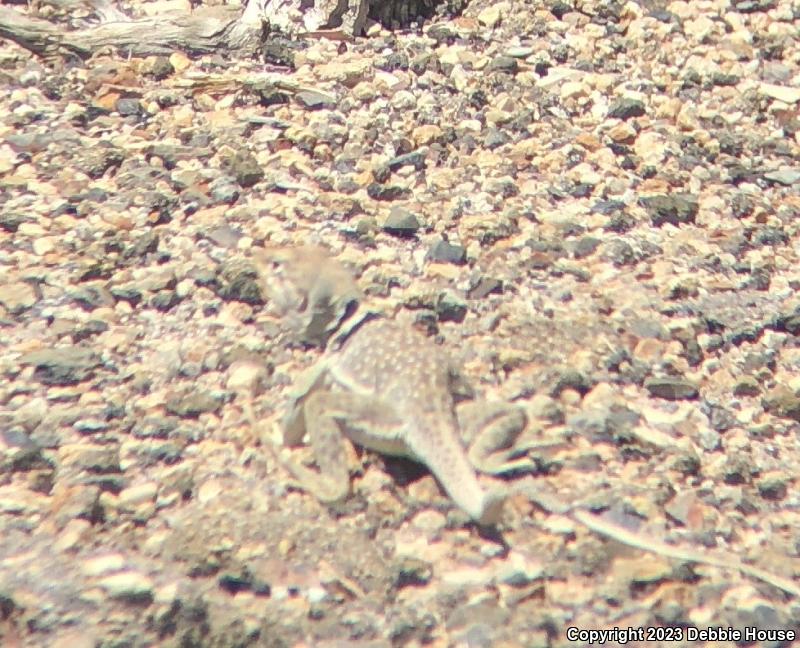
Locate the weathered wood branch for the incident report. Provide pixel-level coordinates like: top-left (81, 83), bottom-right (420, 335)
top-left (0, 0), bottom-right (447, 60)
top-left (0, 0), bottom-right (371, 60)
top-left (0, 4), bottom-right (267, 58)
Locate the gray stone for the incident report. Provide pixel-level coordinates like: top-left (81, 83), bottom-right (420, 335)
top-left (218, 260), bottom-right (263, 305)
top-left (764, 168), bottom-right (800, 186)
top-left (644, 377), bottom-right (698, 400)
top-left (435, 290), bottom-right (467, 323)
top-left (487, 56), bottom-right (519, 74)
top-left (640, 194), bottom-right (698, 226)
top-left (0, 281), bottom-right (37, 315)
top-left (395, 556), bottom-right (433, 587)
top-left (607, 98), bottom-right (646, 120)
top-left (467, 277), bottom-right (503, 300)
top-left (123, 232), bottom-right (159, 259)
top-left (697, 427), bottom-right (720, 451)
top-left (74, 419), bottom-right (111, 435)
top-left (426, 239), bottom-right (466, 265)
top-left (763, 386), bottom-right (800, 422)
top-left (63, 444), bottom-right (121, 474)
top-left (73, 320), bottom-right (110, 343)
top-left (150, 290), bottom-right (180, 312)
top-left (76, 144), bottom-right (125, 178)
top-left (115, 98), bottom-right (142, 116)
top-left (146, 56), bottom-right (174, 80)
top-left (573, 236), bottom-right (601, 259)
top-left (752, 226), bottom-right (788, 247)
top-left (602, 240), bottom-right (636, 266)
top-left (166, 392), bottom-right (223, 418)
top-left (550, 369), bottom-right (592, 396)
top-left (226, 150), bottom-right (264, 188)
top-left (761, 62), bottom-right (792, 83)
top-left (208, 176), bottom-right (240, 203)
top-left (206, 225), bottom-right (243, 249)
top-left (382, 207), bottom-right (421, 236)
top-left (69, 285), bottom-right (115, 311)
top-left (295, 90), bottom-right (336, 110)
top-left (367, 183), bottom-right (409, 201)
top-left (733, 376), bottom-right (760, 397)
top-left (757, 472), bottom-right (788, 501)
top-left (21, 347), bottom-right (101, 386)
top-left (0, 212), bottom-right (25, 233)
top-left (386, 151), bottom-right (426, 172)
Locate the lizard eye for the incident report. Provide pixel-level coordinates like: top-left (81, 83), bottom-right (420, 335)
top-left (252, 253), bottom-right (304, 315)
top-left (269, 277), bottom-right (305, 315)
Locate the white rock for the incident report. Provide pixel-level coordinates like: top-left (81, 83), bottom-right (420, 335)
top-left (83, 553), bottom-right (127, 576)
top-left (760, 83), bottom-right (800, 104)
top-left (32, 236), bottom-right (57, 256)
top-left (119, 482), bottom-right (159, 507)
top-left (478, 2), bottom-right (507, 27)
top-left (634, 131), bottom-right (667, 165)
top-left (98, 571), bottom-right (154, 600)
top-left (197, 477), bottom-right (224, 504)
top-left (0, 144), bottom-right (19, 173)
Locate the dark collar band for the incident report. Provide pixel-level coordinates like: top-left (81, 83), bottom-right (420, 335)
top-left (327, 305), bottom-right (383, 351)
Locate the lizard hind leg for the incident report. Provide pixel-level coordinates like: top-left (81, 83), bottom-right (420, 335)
top-left (457, 401), bottom-right (535, 476)
top-left (285, 390), bottom-right (405, 504)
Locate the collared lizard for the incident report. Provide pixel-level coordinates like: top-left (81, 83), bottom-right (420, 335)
top-left (252, 245), bottom-right (533, 525)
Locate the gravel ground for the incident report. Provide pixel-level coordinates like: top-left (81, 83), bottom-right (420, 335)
top-left (2, 0), bottom-right (800, 646)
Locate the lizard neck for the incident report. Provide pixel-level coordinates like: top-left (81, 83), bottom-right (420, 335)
top-left (326, 302), bottom-right (382, 351)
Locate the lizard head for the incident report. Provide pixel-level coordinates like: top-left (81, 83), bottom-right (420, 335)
top-left (252, 245), bottom-right (364, 348)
